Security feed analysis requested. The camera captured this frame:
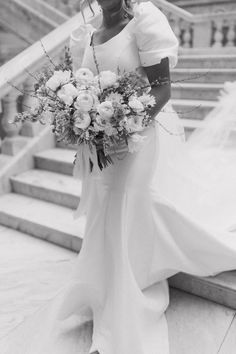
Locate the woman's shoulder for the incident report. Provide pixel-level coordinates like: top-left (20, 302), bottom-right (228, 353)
top-left (132, 1), bottom-right (179, 68)
top-left (133, 1), bottom-right (166, 24)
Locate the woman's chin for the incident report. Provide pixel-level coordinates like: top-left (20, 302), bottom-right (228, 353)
top-left (97, 0), bottom-right (122, 11)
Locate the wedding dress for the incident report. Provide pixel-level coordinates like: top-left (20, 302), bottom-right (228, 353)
top-left (1, 2), bottom-right (236, 354)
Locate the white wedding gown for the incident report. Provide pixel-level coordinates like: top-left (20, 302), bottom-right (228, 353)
top-left (2, 2), bottom-right (236, 354)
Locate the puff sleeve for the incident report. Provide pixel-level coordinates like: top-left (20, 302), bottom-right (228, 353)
top-left (69, 24), bottom-right (94, 72)
top-left (134, 1), bottom-right (179, 68)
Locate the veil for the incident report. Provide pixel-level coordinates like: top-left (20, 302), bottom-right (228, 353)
top-left (151, 81), bottom-right (236, 232)
top-left (187, 81), bottom-right (236, 150)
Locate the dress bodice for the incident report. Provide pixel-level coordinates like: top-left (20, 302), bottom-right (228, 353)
top-left (81, 19), bottom-right (141, 74)
top-left (70, 1), bottom-right (179, 75)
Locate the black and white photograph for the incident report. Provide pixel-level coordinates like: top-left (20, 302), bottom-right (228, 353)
top-left (0, 0), bottom-right (236, 353)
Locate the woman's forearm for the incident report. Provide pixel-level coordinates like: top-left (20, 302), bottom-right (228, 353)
top-left (148, 83), bottom-right (171, 119)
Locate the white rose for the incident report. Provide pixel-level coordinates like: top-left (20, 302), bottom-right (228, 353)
top-left (126, 115), bottom-right (144, 133)
top-left (97, 101), bottom-right (114, 120)
top-left (75, 68), bottom-right (95, 84)
top-left (74, 90), bottom-right (98, 112)
top-left (128, 134), bottom-right (147, 153)
top-left (57, 83), bottom-right (78, 106)
top-left (46, 70), bottom-right (71, 91)
top-left (73, 111), bottom-right (91, 131)
top-left (128, 97), bottom-right (144, 112)
top-left (97, 71), bottom-right (118, 90)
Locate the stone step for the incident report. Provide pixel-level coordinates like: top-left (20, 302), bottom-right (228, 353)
top-left (168, 287), bottom-right (236, 354)
top-left (169, 271), bottom-right (236, 310)
top-left (0, 30), bottom-right (28, 63)
top-left (171, 99), bottom-right (216, 120)
top-left (1, 194), bottom-right (236, 312)
top-left (171, 83), bottom-right (222, 101)
top-left (56, 141), bottom-right (78, 150)
top-left (34, 148), bottom-right (76, 175)
top-left (0, 193), bottom-right (85, 252)
top-left (171, 68), bottom-right (236, 84)
top-left (181, 118), bottom-right (204, 138)
top-left (10, 169), bottom-right (81, 209)
top-left (177, 54), bottom-right (236, 69)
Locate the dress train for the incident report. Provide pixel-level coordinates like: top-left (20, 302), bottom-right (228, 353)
top-left (1, 105), bottom-right (236, 353)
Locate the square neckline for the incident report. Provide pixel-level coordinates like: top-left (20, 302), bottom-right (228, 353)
top-left (90, 17), bottom-right (135, 48)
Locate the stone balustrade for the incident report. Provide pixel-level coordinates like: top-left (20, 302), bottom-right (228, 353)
top-left (41, 0), bottom-right (236, 49)
top-left (0, 10), bottom-right (88, 155)
top-left (153, 0), bottom-right (236, 49)
top-left (0, 2), bottom-right (100, 156)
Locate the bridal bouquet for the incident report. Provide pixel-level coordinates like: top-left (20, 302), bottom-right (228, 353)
top-left (13, 51), bottom-right (156, 171)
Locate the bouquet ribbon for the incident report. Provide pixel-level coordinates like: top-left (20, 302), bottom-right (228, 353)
top-left (73, 143), bottom-right (100, 218)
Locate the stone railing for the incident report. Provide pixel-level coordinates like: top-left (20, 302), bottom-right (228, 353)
top-left (42, 0), bottom-right (236, 49)
top-left (0, 6), bottom-right (95, 155)
top-left (153, 0), bottom-right (236, 49)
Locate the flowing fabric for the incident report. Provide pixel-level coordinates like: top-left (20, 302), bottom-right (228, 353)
top-left (1, 3), bottom-right (236, 354)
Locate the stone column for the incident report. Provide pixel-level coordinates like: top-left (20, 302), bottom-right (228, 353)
top-left (20, 77), bottom-right (43, 137)
top-left (1, 89), bottom-right (28, 155)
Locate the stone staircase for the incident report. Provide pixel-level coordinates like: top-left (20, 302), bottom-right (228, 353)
top-left (1, 41), bottom-right (236, 352)
top-left (0, 25), bottom-right (29, 65)
top-left (0, 141), bottom-right (236, 352)
top-left (171, 53), bottom-right (236, 134)
top-left (0, 53), bottom-right (236, 296)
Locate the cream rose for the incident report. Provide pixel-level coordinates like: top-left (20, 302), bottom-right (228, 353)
top-left (128, 97), bottom-right (144, 112)
top-left (104, 125), bottom-right (118, 137)
top-left (46, 70), bottom-right (71, 91)
top-left (73, 111), bottom-right (91, 131)
top-left (75, 68), bottom-right (94, 84)
top-left (128, 134), bottom-right (147, 153)
top-left (57, 83), bottom-right (78, 106)
top-left (97, 101), bottom-right (114, 120)
top-left (74, 90), bottom-right (98, 112)
top-left (97, 71), bottom-right (118, 90)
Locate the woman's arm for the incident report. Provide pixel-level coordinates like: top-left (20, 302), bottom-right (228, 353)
top-left (107, 58), bottom-right (171, 157)
top-left (142, 57), bottom-right (171, 118)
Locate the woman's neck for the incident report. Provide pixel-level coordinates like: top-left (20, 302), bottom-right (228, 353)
top-left (102, 3), bottom-right (126, 28)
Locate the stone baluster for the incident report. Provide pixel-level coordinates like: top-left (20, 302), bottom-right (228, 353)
top-left (182, 22), bottom-right (192, 48)
top-left (1, 90), bottom-right (21, 138)
top-left (193, 21), bottom-right (212, 48)
top-left (213, 19), bottom-right (224, 48)
top-left (0, 89), bottom-right (28, 155)
top-left (20, 77), bottom-right (43, 138)
top-left (225, 19), bottom-right (236, 47)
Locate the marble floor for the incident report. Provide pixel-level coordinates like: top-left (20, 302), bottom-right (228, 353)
top-left (0, 225), bottom-right (76, 340)
top-left (0, 225), bottom-right (236, 353)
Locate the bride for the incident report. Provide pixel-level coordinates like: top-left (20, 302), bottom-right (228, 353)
top-left (2, 0), bottom-right (236, 353)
